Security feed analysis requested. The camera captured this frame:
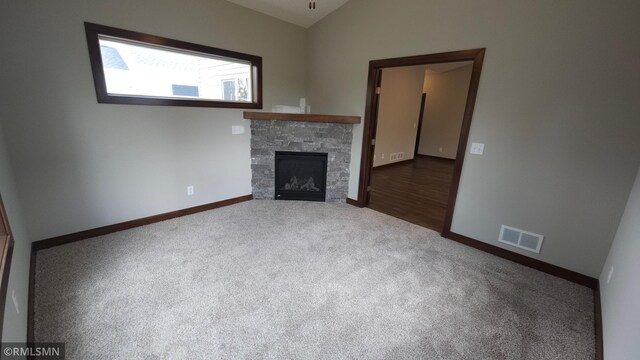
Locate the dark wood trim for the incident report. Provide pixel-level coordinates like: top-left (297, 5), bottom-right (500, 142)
top-left (27, 245), bottom-right (36, 344)
top-left (414, 93), bottom-right (426, 156)
top-left (414, 154), bottom-right (456, 162)
top-left (356, 67), bottom-right (383, 207)
top-left (594, 284), bottom-right (603, 360)
top-left (0, 194), bottom-right (15, 340)
top-left (443, 231), bottom-right (598, 289)
top-left (243, 112), bottom-right (360, 124)
top-left (357, 49), bottom-right (486, 234)
top-left (371, 158), bottom-right (414, 170)
top-left (28, 194), bottom-right (253, 342)
top-left (84, 22), bottom-right (263, 109)
top-left (32, 194), bottom-right (253, 251)
top-left (0, 237), bottom-right (13, 341)
top-left (369, 49), bottom-right (485, 69)
top-left (346, 198), bottom-right (361, 207)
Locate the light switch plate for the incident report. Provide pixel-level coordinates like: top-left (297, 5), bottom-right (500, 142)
top-left (231, 125), bottom-right (245, 135)
top-left (470, 142), bottom-right (485, 155)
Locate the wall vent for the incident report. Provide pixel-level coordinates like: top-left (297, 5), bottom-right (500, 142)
top-left (498, 225), bottom-right (544, 253)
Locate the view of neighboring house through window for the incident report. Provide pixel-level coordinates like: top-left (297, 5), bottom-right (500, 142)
top-left (222, 80), bottom-right (236, 101)
top-left (171, 84), bottom-right (199, 97)
top-left (85, 22), bottom-right (262, 108)
top-left (99, 38), bottom-right (252, 102)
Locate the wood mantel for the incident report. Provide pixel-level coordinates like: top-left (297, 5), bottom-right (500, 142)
top-left (243, 112), bottom-right (361, 124)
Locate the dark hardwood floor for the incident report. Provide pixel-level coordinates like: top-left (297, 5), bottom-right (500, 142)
top-left (367, 155), bottom-right (455, 232)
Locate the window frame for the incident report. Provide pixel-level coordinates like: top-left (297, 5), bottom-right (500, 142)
top-left (0, 193), bottom-right (14, 341)
top-left (84, 22), bottom-right (263, 109)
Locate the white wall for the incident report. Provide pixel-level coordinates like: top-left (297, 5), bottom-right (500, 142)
top-left (0, 125), bottom-right (30, 342)
top-left (418, 65), bottom-right (473, 159)
top-left (599, 166), bottom-right (640, 360)
top-left (373, 66), bottom-right (424, 167)
top-left (0, 0), bottom-right (30, 342)
top-left (0, 0), bottom-right (307, 241)
top-left (306, 0), bottom-right (640, 277)
top-left (1, 0), bottom-right (306, 339)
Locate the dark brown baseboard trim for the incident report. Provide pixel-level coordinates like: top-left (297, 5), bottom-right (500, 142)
top-left (346, 198), bottom-right (361, 207)
top-left (443, 231), bottom-right (598, 289)
top-left (594, 283), bottom-right (603, 360)
top-left (27, 194), bottom-right (253, 343)
top-left (32, 194), bottom-right (253, 251)
top-left (371, 158), bottom-right (414, 170)
top-left (415, 154), bottom-right (456, 162)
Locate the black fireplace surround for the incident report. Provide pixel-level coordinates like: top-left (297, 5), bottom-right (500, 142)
top-left (275, 151), bottom-right (327, 201)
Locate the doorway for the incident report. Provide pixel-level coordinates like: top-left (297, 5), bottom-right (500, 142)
top-left (356, 49), bottom-right (485, 236)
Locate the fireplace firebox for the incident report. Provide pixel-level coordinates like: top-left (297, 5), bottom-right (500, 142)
top-left (275, 151), bottom-right (327, 201)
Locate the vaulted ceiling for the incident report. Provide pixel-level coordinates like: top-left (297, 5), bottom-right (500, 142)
top-left (225, 0), bottom-right (350, 28)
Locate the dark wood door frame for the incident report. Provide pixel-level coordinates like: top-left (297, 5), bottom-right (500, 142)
top-left (0, 193), bottom-right (15, 340)
top-left (362, 68), bottom-right (384, 205)
top-left (356, 48), bottom-right (486, 236)
top-left (414, 93), bottom-right (427, 156)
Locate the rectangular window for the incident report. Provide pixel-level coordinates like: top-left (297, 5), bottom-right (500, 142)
top-left (84, 22), bottom-right (262, 108)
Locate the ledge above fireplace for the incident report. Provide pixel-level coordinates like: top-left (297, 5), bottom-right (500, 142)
top-left (243, 111), bottom-right (361, 124)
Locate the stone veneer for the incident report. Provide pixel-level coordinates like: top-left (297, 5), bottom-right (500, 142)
top-left (251, 120), bottom-right (353, 202)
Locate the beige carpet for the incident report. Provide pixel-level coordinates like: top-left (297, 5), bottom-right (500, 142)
top-left (34, 200), bottom-right (595, 359)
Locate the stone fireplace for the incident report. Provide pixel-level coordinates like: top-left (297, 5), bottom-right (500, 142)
top-left (247, 112), bottom-right (358, 202)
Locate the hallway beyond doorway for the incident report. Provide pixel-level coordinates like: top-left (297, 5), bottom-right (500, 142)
top-left (368, 156), bottom-right (455, 232)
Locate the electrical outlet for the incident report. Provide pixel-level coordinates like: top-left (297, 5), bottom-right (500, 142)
top-left (607, 266), bottom-right (614, 284)
top-left (187, 186), bottom-right (194, 196)
top-left (470, 142), bottom-right (485, 155)
top-left (397, 152), bottom-right (404, 160)
top-left (390, 153), bottom-right (397, 161)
